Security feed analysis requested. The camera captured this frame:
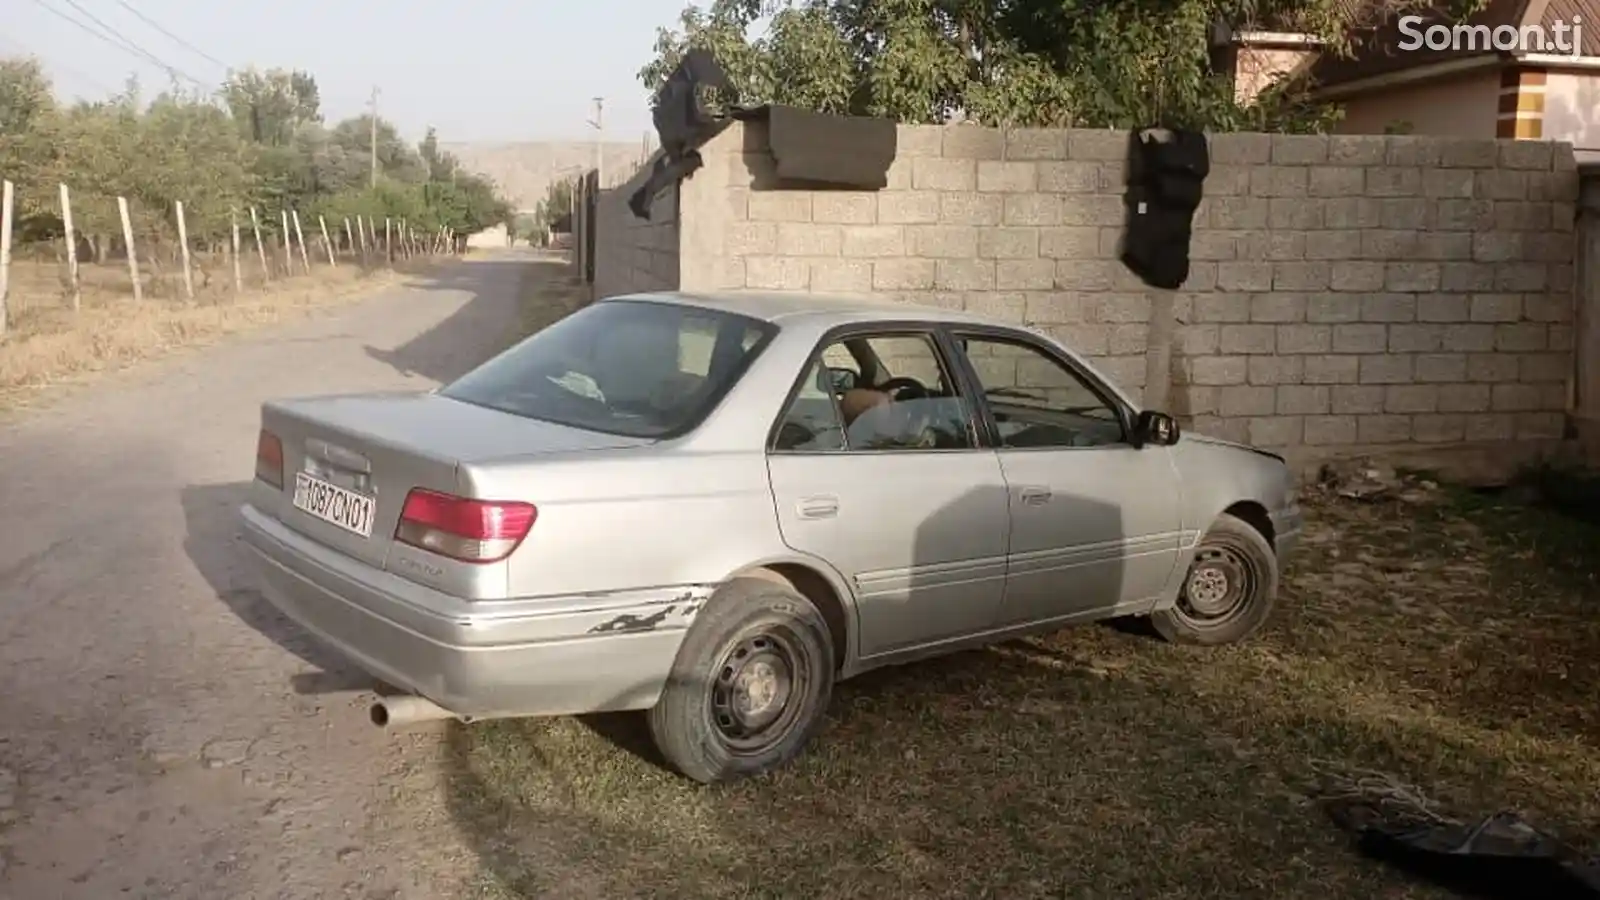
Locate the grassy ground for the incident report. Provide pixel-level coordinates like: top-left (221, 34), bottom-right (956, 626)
top-left (445, 485), bottom-right (1600, 899)
top-left (0, 252), bottom-right (420, 410)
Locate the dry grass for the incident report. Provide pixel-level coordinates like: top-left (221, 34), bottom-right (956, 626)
top-left (0, 254), bottom-right (419, 411)
top-left (444, 487), bottom-right (1600, 900)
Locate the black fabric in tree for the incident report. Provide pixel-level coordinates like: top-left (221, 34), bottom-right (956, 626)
top-left (1120, 128), bottom-right (1209, 290)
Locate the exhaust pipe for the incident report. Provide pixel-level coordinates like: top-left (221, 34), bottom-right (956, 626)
top-left (369, 694), bottom-right (459, 728)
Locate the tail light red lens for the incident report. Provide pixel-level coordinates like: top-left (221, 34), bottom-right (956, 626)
top-left (395, 488), bottom-right (536, 564)
top-left (256, 430), bottom-right (284, 489)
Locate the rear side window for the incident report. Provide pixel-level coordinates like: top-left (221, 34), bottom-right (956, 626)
top-left (441, 300), bottom-right (775, 438)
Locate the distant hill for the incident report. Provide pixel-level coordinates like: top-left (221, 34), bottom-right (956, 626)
top-left (442, 140), bottom-right (656, 213)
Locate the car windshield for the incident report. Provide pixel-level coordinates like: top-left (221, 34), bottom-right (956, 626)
top-left (439, 300), bottom-right (775, 439)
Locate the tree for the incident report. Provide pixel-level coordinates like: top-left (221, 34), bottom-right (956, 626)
top-left (637, 0), bottom-right (1492, 132)
top-left (221, 67), bottom-right (320, 145)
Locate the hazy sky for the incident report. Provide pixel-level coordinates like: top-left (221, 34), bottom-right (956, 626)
top-left (4, 0), bottom-right (702, 144)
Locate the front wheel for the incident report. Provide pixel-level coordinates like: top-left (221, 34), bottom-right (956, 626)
top-left (648, 578), bottom-right (835, 783)
top-left (1150, 512), bottom-right (1279, 646)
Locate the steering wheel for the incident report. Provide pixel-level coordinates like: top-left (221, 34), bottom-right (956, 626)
top-left (878, 376), bottom-right (930, 401)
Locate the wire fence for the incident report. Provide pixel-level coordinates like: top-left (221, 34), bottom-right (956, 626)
top-left (0, 176), bottom-right (465, 340)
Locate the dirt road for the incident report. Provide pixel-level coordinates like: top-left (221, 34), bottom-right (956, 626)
top-left (0, 252), bottom-right (573, 899)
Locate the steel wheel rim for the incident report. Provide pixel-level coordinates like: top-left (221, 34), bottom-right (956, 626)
top-left (1177, 542), bottom-right (1260, 629)
top-left (708, 627), bottom-right (812, 755)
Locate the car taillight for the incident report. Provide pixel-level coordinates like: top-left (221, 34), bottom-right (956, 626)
top-left (256, 430), bottom-right (284, 489)
top-left (395, 488), bottom-right (536, 564)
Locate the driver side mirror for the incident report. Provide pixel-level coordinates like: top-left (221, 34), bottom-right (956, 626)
top-left (1133, 410), bottom-right (1180, 448)
top-left (826, 366), bottom-right (858, 392)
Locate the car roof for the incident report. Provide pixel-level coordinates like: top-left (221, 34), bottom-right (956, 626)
top-left (597, 290), bottom-right (1003, 327)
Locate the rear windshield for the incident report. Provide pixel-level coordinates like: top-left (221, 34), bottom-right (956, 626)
top-left (440, 300), bottom-right (776, 439)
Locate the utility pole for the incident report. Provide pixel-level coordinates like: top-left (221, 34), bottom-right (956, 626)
top-left (368, 86), bottom-right (381, 189)
top-left (586, 97), bottom-right (604, 189)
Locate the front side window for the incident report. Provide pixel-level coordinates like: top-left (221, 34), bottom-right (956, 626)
top-left (442, 300), bottom-right (774, 438)
top-left (955, 336), bottom-right (1125, 449)
top-left (772, 332), bottom-right (975, 452)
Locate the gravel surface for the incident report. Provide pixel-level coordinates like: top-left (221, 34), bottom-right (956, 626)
top-left (0, 252), bottom-right (570, 899)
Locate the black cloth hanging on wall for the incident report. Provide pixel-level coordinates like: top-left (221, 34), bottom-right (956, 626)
top-left (629, 48), bottom-right (738, 220)
top-left (1120, 128), bottom-right (1209, 290)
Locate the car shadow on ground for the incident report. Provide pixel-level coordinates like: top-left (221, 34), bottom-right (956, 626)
top-left (363, 253), bottom-right (584, 385)
top-left (179, 481), bottom-right (376, 696)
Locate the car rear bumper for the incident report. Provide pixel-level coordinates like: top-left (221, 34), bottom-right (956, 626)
top-left (238, 503), bottom-right (711, 720)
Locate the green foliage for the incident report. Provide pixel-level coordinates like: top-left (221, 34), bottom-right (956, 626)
top-left (637, 0), bottom-right (1488, 133)
top-left (0, 59), bottom-right (513, 245)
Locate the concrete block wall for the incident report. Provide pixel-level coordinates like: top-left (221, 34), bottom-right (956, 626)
top-left (672, 121), bottom-right (1580, 456)
top-left (593, 153), bottom-right (681, 299)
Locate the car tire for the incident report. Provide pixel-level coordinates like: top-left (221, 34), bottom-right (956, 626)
top-left (1150, 512), bottom-right (1279, 646)
top-left (647, 578), bottom-right (835, 784)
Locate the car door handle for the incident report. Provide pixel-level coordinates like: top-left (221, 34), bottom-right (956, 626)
top-left (1019, 486), bottom-right (1052, 506)
top-left (797, 496), bottom-right (839, 519)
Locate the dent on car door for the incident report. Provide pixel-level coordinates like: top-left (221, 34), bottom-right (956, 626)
top-left (765, 332), bottom-right (1010, 658)
top-left (951, 332), bottom-right (1182, 627)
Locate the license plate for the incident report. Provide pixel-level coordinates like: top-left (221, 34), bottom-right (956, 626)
top-left (292, 471), bottom-right (376, 537)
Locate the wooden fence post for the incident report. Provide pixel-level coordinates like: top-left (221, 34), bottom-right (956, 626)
top-left (230, 210), bottom-right (243, 292)
top-left (356, 216), bottom-right (369, 264)
top-left (318, 215), bottom-right (336, 268)
top-left (385, 217), bottom-right (392, 264)
top-left (343, 217), bottom-right (355, 261)
top-left (249, 207), bottom-right (269, 282)
top-left (175, 200), bottom-right (195, 300)
top-left (0, 179), bottom-right (12, 338)
top-left (291, 211), bottom-right (311, 274)
top-left (279, 210), bottom-right (292, 276)
top-left (59, 183), bottom-right (80, 312)
top-left (118, 195), bottom-right (142, 302)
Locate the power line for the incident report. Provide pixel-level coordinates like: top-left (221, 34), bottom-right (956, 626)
top-left (109, 0), bottom-right (229, 71)
top-left (28, 0), bottom-right (206, 87)
top-left (0, 34), bottom-right (123, 95)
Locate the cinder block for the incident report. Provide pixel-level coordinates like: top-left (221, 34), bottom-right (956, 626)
top-left (1495, 263), bottom-right (1548, 292)
top-left (1415, 234), bottom-right (1474, 261)
top-left (1220, 324), bottom-right (1276, 354)
top-left (1332, 385), bottom-right (1386, 414)
top-left (1067, 130), bottom-right (1127, 161)
top-left (1437, 138), bottom-right (1499, 168)
top-left (1216, 262), bottom-right (1274, 292)
top-left (1380, 198), bottom-right (1432, 231)
top-left (813, 193), bottom-right (877, 224)
top-left (1499, 139), bottom-right (1554, 171)
top-left (1551, 324), bottom-right (1574, 351)
top-left (1192, 356), bottom-right (1249, 385)
top-left (1205, 165), bottom-right (1251, 196)
top-left (1465, 413), bottom-right (1516, 441)
top-left (1358, 354), bottom-right (1414, 384)
top-left (939, 192), bottom-right (1004, 225)
top-left (1308, 167), bottom-right (1365, 197)
top-left (1179, 323), bottom-right (1221, 355)
top-left (913, 157), bottom-right (977, 191)
top-left (1444, 324), bottom-right (1496, 352)
top-left (1249, 166), bottom-right (1309, 198)
top-left (1472, 232), bottom-right (1526, 262)
top-left (1437, 383), bottom-right (1490, 412)
top-left (1524, 293), bottom-right (1574, 323)
top-left (1304, 232), bottom-right (1365, 261)
top-left (935, 259), bottom-right (995, 291)
top-left (1039, 226), bottom-right (1101, 259)
top-left (977, 161), bottom-right (1038, 193)
top-left (1307, 293), bottom-right (1361, 323)
top-left (777, 223), bottom-right (842, 257)
top-left (745, 256), bottom-right (809, 290)
top-left (1036, 161), bottom-right (1101, 194)
top-left (1468, 294), bottom-right (1522, 322)
top-left (978, 227), bottom-right (1041, 259)
top-left (1491, 383), bottom-right (1544, 411)
top-left (1271, 134), bottom-right (1329, 165)
top-left (1414, 353), bottom-right (1468, 382)
top-left (1362, 292), bottom-right (1418, 322)
top-left (1059, 195), bottom-right (1124, 227)
top-left (1385, 384), bottom-right (1439, 413)
top-left (1004, 194), bottom-right (1063, 226)
top-left (1278, 385), bottom-right (1330, 414)
top-left (1054, 259), bottom-right (1118, 292)
top-left (1422, 168), bottom-right (1475, 199)
top-left (1517, 412), bottom-right (1566, 440)
top-left (1327, 135), bottom-right (1387, 166)
top-left (1304, 415), bottom-right (1358, 444)
top-left (1249, 416), bottom-right (1304, 447)
top-left (1251, 356), bottom-right (1304, 385)
top-left (872, 259), bottom-right (937, 290)
top-left (1004, 128), bottom-right (1070, 160)
top-left (1210, 133), bottom-right (1273, 165)
top-left (1023, 291), bottom-right (1085, 323)
top-left (1333, 324), bottom-right (1388, 353)
top-left (997, 259), bottom-right (1057, 291)
top-left (1270, 198), bottom-right (1325, 229)
top-left (1413, 414), bottom-right (1468, 443)
top-left (1436, 199), bottom-right (1496, 231)
top-left (841, 225), bottom-right (906, 257)
top-left (1239, 232), bottom-right (1307, 262)
top-left (1276, 324), bottom-right (1332, 354)
top-left (1219, 385), bottom-right (1277, 417)
top-left (1416, 294), bottom-right (1469, 322)
top-left (1362, 230), bottom-right (1422, 259)
top-left (1249, 293), bottom-right (1306, 323)
top-left (1492, 200), bottom-right (1547, 231)
top-left (1388, 324), bottom-right (1444, 352)
top-left (908, 225), bottom-right (979, 258)
top-left (1330, 261), bottom-right (1386, 292)
top-left (1274, 262), bottom-right (1331, 291)
top-left (878, 192), bottom-right (941, 224)
top-left (964, 292), bottom-right (1026, 321)
top-left (1324, 198), bottom-right (1384, 229)
top-left (809, 259), bottom-right (874, 292)
top-left (1518, 352), bottom-right (1568, 382)
top-left (1365, 168), bottom-right (1422, 197)
top-left (1091, 293), bottom-right (1151, 323)
top-left (726, 222), bottom-right (778, 256)
top-left (1467, 354), bottom-right (1520, 382)
top-left (1305, 355), bottom-right (1361, 383)
top-left (1358, 415), bottom-right (1413, 443)
top-left (896, 125), bottom-right (944, 157)
top-left (1209, 197), bottom-right (1271, 229)
top-left (748, 191), bottom-right (813, 222)
top-left (1494, 323), bottom-right (1547, 352)
top-left (942, 126), bottom-right (1004, 160)
top-left (1475, 170), bottom-right (1529, 200)
top-left (1193, 293), bottom-right (1251, 322)
top-left (1386, 137), bottom-right (1442, 167)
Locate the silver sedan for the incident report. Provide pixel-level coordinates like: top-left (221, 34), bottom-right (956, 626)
top-left (240, 290), bottom-right (1303, 783)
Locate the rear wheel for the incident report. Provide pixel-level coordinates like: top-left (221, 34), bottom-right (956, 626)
top-left (1150, 512), bottom-right (1278, 646)
top-left (647, 578), bottom-right (835, 783)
